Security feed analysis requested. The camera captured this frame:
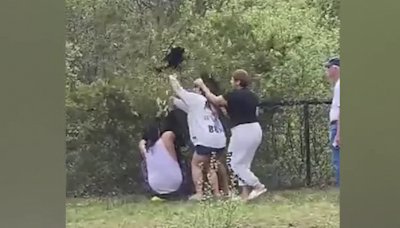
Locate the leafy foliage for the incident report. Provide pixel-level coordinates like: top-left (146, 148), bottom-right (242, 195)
top-left (66, 0), bottom-right (339, 196)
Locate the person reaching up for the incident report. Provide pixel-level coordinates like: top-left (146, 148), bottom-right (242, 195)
top-left (194, 69), bottom-right (267, 201)
top-left (168, 73), bottom-right (227, 200)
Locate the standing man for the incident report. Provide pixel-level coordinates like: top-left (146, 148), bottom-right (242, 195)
top-left (194, 69), bottom-right (267, 200)
top-left (324, 56), bottom-right (340, 187)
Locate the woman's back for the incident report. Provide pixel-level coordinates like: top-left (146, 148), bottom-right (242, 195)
top-left (176, 92), bottom-right (226, 149)
top-left (144, 138), bottom-right (183, 194)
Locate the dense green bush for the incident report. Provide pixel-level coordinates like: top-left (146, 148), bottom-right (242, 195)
top-left (66, 0), bottom-right (339, 196)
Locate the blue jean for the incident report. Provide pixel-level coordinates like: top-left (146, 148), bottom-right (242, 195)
top-left (329, 123), bottom-right (340, 187)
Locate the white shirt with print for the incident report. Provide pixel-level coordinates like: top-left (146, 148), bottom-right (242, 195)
top-left (173, 91), bottom-right (226, 149)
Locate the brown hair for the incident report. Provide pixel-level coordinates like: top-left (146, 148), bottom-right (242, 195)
top-left (232, 69), bottom-right (251, 87)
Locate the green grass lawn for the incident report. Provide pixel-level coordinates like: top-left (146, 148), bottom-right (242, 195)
top-left (66, 188), bottom-right (339, 228)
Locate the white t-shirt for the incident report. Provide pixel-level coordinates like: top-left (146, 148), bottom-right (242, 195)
top-left (329, 79), bottom-right (340, 122)
top-left (173, 90), bottom-right (226, 149)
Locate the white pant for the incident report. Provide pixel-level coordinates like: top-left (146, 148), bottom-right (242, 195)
top-left (227, 122), bottom-right (262, 187)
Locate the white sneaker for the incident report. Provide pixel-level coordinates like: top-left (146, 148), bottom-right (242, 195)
top-left (189, 193), bottom-right (203, 201)
top-left (247, 185), bottom-right (267, 200)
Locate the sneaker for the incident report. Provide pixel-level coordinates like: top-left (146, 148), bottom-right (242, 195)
top-left (150, 196), bottom-right (166, 202)
top-left (189, 193), bottom-right (203, 201)
top-left (247, 184), bottom-right (267, 200)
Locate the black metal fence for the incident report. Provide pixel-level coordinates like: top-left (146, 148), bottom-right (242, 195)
top-left (255, 100), bottom-right (333, 189)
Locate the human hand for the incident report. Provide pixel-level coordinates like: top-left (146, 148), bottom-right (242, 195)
top-left (333, 133), bottom-right (340, 147)
top-left (221, 107), bottom-right (228, 116)
top-left (169, 73), bottom-right (178, 80)
top-left (193, 78), bottom-right (204, 87)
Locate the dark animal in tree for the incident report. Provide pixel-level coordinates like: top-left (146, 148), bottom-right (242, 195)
top-left (156, 47), bottom-right (185, 72)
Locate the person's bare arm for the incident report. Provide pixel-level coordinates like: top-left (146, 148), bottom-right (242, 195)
top-left (161, 131), bottom-right (178, 161)
top-left (201, 85), bottom-right (227, 106)
top-left (220, 107), bottom-right (228, 116)
top-left (138, 139), bottom-right (147, 157)
top-left (194, 78), bottom-right (227, 106)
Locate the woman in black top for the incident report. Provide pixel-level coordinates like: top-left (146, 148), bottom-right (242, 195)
top-left (194, 69), bottom-right (267, 201)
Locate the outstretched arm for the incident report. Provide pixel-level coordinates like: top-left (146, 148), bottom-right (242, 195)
top-left (172, 97), bottom-right (189, 113)
top-left (169, 74), bottom-right (184, 95)
top-left (194, 78), bottom-right (227, 107)
top-left (168, 74), bottom-right (197, 106)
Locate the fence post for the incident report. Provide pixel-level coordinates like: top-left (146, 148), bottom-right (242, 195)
top-left (303, 104), bottom-right (311, 186)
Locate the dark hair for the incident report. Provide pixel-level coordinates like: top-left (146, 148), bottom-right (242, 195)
top-left (200, 71), bottom-right (222, 95)
top-left (162, 109), bottom-right (188, 148)
top-left (205, 100), bottom-right (219, 118)
top-left (193, 86), bottom-right (219, 117)
top-left (142, 123), bottom-right (161, 151)
top-left (196, 72), bottom-right (222, 118)
top-left (232, 69), bottom-right (251, 87)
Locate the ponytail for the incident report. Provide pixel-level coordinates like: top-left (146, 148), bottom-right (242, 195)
top-left (142, 123), bottom-right (161, 152)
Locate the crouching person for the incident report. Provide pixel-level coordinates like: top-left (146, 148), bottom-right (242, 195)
top-left (139, 123), bottom-right (183, 201)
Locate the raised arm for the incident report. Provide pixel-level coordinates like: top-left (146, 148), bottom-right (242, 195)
top-left (169, 73), bottom-right (184, 95)
top-left (172, 97), bottom-right (189, 113)
top-left (194, 78), bottom-right (227, 107)
top-left (168, 74), bottom-right (198, 106)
